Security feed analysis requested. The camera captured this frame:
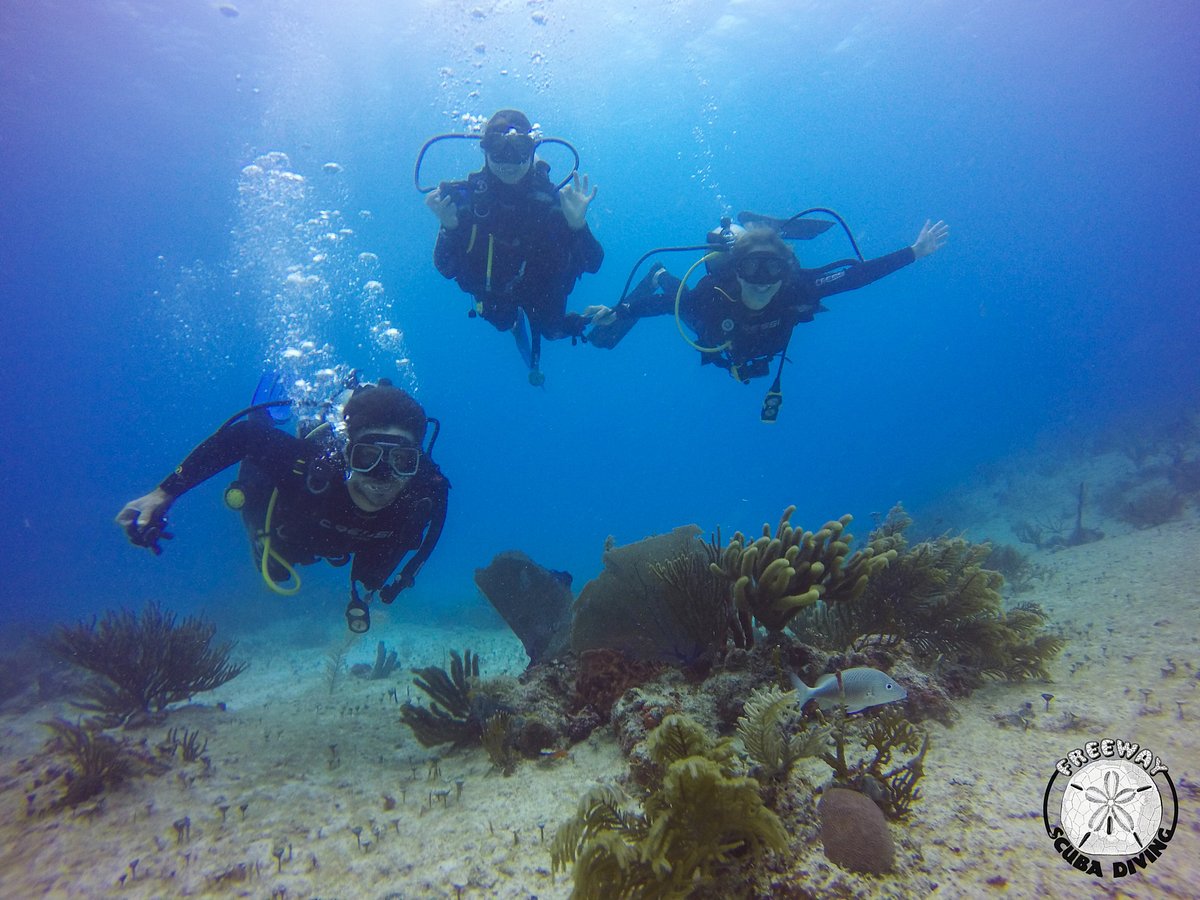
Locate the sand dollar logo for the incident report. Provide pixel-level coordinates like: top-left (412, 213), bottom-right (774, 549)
top-left (1061, 759), bottom-right (1161, 855)
top-left (1043, 738), bottom-right (1178, 879)
top-left (720, 318), bottom-right (735, 333)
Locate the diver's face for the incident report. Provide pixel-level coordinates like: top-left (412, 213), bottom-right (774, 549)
top-left (737, 276), bottom-right (783, 310)
top-left (486, 154), bottom-right (532, 185)
top-left (345, 425), bottom-right (417, 512)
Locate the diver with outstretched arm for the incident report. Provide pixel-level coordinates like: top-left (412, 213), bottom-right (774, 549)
top-left (588, 216), bottom-right (949, 421)
top-left (116, 378), bottom-right (450, 633)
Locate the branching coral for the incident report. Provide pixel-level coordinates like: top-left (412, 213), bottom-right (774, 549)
top-left (822, 708), bottom-right (928, 820)
top-left (399, 649), bottom-right (481, 748)
top-left (47, 602), bottom-right (247, 726)
top-left (551, 714), bottom-right (787, 898)
top-left (709, 506), bottom-right (898, 641)
top-left (42, 718), bottom-right (135, 809)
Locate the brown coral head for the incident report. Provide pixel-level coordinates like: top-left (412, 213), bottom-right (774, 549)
top-left (571, 649), bottom-right (663, 720)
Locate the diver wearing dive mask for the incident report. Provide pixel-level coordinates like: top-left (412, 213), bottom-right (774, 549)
top-left (116, 379), bottom-right (450, 633)
top-left (424, 108), bottom-right (605, 385)
top-left (586, 217), bottom-right (949, 420)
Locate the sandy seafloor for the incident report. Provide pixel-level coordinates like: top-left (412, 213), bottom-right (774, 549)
top-left (1, 446), bottom-right (1198, 899)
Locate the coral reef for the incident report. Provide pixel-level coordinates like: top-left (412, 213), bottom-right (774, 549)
top-left (821, 707), bottom-right (928, 821)
top-left (399, 650), bottom-right (483, 748)
top-left (571, 526), bottom-right (732, 667)
top-left (791, 507), bottom-right (1065, 688)
top-left (709, 506), bottom-right (897, 641)
top-left (480, 710), bottom-right (519, 775)
top-left (735, 684), bottom-right (828, 782)
top-left (1014, 483), bottom-right (1106, 549)
top-left (551, 714), bottom-right (787, 898)
top-left (46, 601), bottom-right (247, 726)
top-left (42, 718), bottom-right (133, 808)
top-left (474, 551), bottom-right (574, 665)
top-left (570, 648), bottom-right (663, 722)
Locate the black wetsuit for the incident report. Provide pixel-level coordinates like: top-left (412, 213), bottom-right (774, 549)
top-left (602, 247), bottom-right (916, 380)
top-left (158, 418), bottom-right (449, 599)
top-left (433, 163), bottom-right (603, 340)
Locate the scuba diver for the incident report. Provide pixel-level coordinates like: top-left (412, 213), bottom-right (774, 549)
top-left (421, 109), bottom-right (605, 385)
top-left (587, 213), bottom-right (949, 422)
top-left (115, 376), bottom-right (450, 633)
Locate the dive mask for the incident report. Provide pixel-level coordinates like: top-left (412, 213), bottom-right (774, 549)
top-left (481, 130), bottom-right (535, 164)
top-left (348, 435), bottom-right (420, 479)
top-left (736, 252), bottom-right (789, 285)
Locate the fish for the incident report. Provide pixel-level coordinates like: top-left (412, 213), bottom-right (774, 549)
top-left (790, 667), bottom-right (907, 714)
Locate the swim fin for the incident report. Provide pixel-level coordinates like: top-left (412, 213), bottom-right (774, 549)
top-left (511, 309), bottom-right (534, 368)
top-left (737, 211), bottom-right (834, 241)
top-left (251, 370), bottom-right (293, 423)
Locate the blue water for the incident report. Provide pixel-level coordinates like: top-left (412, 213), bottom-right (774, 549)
top-left (1, 0), bottom-right (1197, 634)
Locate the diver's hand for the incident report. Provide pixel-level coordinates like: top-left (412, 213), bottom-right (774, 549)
top-left (559, 172), bottom-right (597, 231)
top-left (380, 572), bottom-right (414, 604)
top-left (582, 304), bottom-right (616, 327)
top-left (425, 190), bottom-right (459, 230)
top-left (115, 488), bottom-right (176, 555)
top-left (911, 219), bottom-right (949, 258)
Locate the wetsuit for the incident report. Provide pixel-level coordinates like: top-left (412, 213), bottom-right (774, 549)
top-left (433, 163), bottom-right (603, 340)
top-left (158, 417), bottom-right (449, 600)
top-left (600, 247), bottom-right (916, 380)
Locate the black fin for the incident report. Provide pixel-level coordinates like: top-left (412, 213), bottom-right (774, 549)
top-left (737, 211), bottom-right (835, 240)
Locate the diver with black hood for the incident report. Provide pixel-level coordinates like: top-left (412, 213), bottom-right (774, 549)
top-left (116, 377), bottom-right (450, 632)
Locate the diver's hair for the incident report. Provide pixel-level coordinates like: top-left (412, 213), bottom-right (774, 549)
top-left (342, 379), bottom-right (427, 442)
top-left (731, 226), bottom-right (794, 262)
top-left (485, 108), bottom-right (532, 135)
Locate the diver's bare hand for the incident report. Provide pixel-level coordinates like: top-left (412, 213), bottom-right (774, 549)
top-left (116, 488), bottom-right (175, 555)
top-left (912, 219), bottom-right (949, 258)
top-left (560, 172), bottom-right (597, 231)
top-left (425, 190), bottom-right (459, 230)
top-left (581, 304), bottom-right (616, 326)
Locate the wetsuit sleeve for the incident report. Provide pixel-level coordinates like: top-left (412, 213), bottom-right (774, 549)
top-left (616, 270), bottom-right (690, 320)
top-left (365, 474), bottom-right (450, 601)
top-left (433, 221), bottom-right (469, 279)
top-left (389, 477), bottom-right (449, 596)
top-left (432, 181), bottom-right (475, 280)
top-left (568, 223), bottom-right (604, 276)
top-left (157, 419), bottom-right (303, 498)
top-left (809, 247), bottom-right (916, 300)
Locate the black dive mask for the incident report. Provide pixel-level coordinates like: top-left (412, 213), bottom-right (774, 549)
top-left (481, 130), bottom-right (535, 164)
top-left (736, 252), bottom-right (789, 285)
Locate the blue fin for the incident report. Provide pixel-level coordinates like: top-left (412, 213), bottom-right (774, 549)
top-left (511, 309), bottom-right (534, 369)
top-left (252, 371), bottom-right (292, 423)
